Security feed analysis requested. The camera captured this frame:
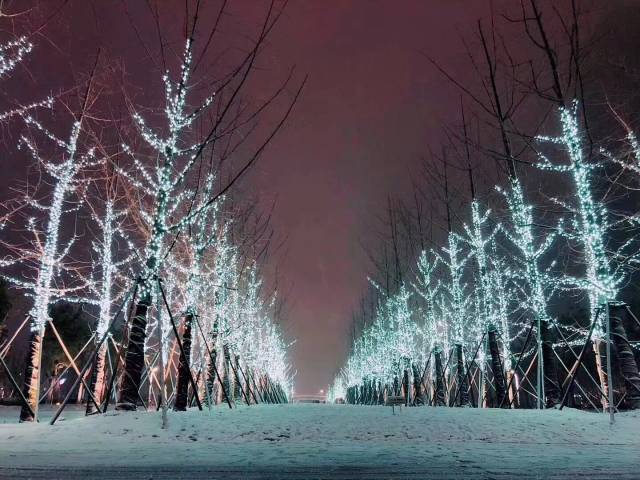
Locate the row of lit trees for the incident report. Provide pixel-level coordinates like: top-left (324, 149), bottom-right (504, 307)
top-left (330, 0), bottom-right (640, 413)
top-left (330, 103), bottom-right (640, 410)
top-left (0, 3), bottom-right (299, 422)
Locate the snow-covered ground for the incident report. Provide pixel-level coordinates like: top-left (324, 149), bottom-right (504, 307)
top-left (0, 403), bottom-right (638, 479)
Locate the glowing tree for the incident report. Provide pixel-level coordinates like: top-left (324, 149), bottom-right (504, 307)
top-left (537, 102), bottom-right (625, 407)
top-left (413, 251), bottom-right (442, 353)
top-left (458, 200), bottom-right (509, 405)
top-left (460, 202), bottom-right (496, 338)
top-left (212, 230), bottom-right (241, 404)
top-left (115, 38), bottom-right (220, 410)
top-left (208, 250), bottom-right (292, 404)
top-left (200, 229), bottom-right (235, 405)
top-left (538, 103), bottom-right (622, 331)
top-left (496, 177), bottom-right (561, 408)
top-left (1, 103), bottom-right (99, 421)
top-left (85, 191), bottom-right (134, 414)
top-left (173, 175), bottom-right (222, 411)
top-left (435, 230), bottom-right (472, 405)
top-left (338, 282), bottom-right (420, 405)
top-left (235, 264), bottom-right (268, 403)
top-left (486, 239), bottom-right (522, 406)
top-left (413, 250), bottom-right (443, 403)
top-left (244, 287), bottom-right (292, 402)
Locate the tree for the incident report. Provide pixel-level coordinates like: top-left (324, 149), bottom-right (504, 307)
top-left (84, 170), bottom-right (134, 414)
top-left (537, 102), bottom-right (635, 409)
top-left (0, 77), bottom-right (100, 421)
top-left (0, 280), bottom-right (12, 344)
top-left (173, 174), bottom-right (222, 411)
top-left (115, 3), bottom-right (304, 411)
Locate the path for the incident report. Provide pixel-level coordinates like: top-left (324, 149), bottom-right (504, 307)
top-left (1, 404), bottom-right (638, 479)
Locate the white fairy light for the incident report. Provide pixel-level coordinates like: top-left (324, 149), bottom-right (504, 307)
top-left (90, 199), bottom-right (134, 338)
top-left (459, 200), bottom-right (499, 343)
top-left (0, 37), bottom-right (32, 78)
top-left (437, 231), bottom-right (471, 350)
top-left (537, 102), bottom-right (621, 337)
top-left (117, 39), bottom-right (220, 304)
top-left (2, 118), bottom-right (98, 332)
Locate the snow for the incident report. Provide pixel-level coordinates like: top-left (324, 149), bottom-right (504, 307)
top-left (0, 404), bottom-right (639, 479)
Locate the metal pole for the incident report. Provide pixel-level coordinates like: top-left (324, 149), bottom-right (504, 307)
top-left (605, 301), bottom-right (614, 424)
top-left (228, 350), bottom-right (250, 405)
top-left (536, 315), bottom-right (544, 409)
top-left (156, 278), bottom-right (168, 428)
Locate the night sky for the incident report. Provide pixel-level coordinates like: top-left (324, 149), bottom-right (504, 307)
top-left (1, 1), bottom-right (634, 394)
top-left (251, 1), bottom-right (492, 394)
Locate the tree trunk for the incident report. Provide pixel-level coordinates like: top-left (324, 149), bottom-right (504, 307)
top-left (173, 312), bottom-right (193, 411)
top-left (233, 355), bottom-right (242, 402)
top-left (222, 344), bottom-right (233, 404)
top-left (403, 368), bottom-right (409, 406)
top-left (116, 298), bottom-right (150, 410)
top-left (506, 370), bottom-right (518, 408)
top-left (205, 346), bottom-right (218, 406)
top-left (392, 373), bottom-right (399, 397)
top-left (540, 320), bottom-right (561, 407)
top-left (434, 347), bottom-right (446, 406)
top-left (455, 343), bottom-right (469, 407)
top-left (412, 363), bottom-right (423, 405)
top-left (86, 343), bottom-right (107, 415)
top-left (20, 326), bottom-right (45, 422)
top-left (205, 321), bottom-right (220, 406)
top-left (610, 304), bottom-right (640, 409)
top-left (593, 338), bottom-right (610, 410)
top-left (487, 326), bottom-right (506, 407)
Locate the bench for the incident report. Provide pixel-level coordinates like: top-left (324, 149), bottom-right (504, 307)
top-left (385, 395), bottom-right (405, 414)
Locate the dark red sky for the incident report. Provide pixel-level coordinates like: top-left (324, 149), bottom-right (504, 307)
top-left (6, 1), bottom-right (624, 394)
top-left (242, 1), bottom-right (492, 393)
